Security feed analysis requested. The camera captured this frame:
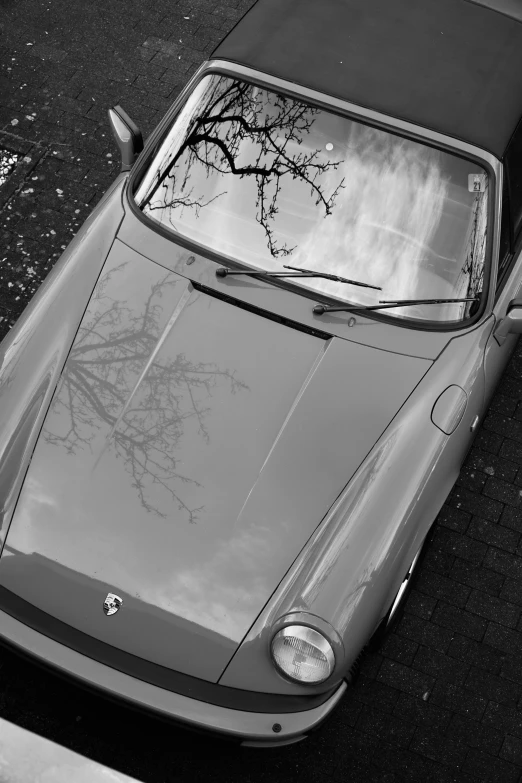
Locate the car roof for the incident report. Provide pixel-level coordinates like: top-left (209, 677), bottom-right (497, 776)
top-left (212, 0), bottom-right (522, 159)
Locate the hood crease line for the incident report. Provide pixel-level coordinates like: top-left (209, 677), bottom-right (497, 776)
top-left (93, 280), bottom-right (193, 471)
top-left (233, 340), bottom-right (331, 527)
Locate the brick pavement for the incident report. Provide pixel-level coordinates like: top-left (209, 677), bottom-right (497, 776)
top-left (2, 1), bottom-right (522, 781)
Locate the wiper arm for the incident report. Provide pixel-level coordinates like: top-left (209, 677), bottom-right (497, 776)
top-left (216, 264), bottom-right (382, 291)
top-left (313, 297), bottom-right (479, 315)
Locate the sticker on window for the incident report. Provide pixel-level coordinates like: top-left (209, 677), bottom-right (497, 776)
top-left (468, 173), bottom-right (487, 193)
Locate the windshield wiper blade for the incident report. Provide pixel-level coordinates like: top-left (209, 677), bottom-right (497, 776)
top-left (216, 265), bottom-right (382, 290)
top-left (283, 265), bottom-right (382, 290)
top-left (313, 297), bottom-right (479, 315)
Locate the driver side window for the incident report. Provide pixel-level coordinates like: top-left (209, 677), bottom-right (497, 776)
top-left (506, 116), bottom-right (522, 241)
top-left (497, 117), bottom-right (522, 289)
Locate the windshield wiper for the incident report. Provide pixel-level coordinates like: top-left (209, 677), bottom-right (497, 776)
top-left (313, 297), bottom-right (479, 315)
top-left (216, 264), bottom-right (382, 291)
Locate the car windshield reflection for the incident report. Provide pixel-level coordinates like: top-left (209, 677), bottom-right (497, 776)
top-left (134, 74), bottom-right (489, 324)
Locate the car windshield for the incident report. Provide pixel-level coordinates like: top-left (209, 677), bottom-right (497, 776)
top-left (134, 74), bottom-right (490, 323)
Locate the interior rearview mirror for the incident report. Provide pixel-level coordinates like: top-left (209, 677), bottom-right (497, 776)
top-left (494, 297), bottom-right (522, 345)
top-left (108, 105), bottom-right (144, 172)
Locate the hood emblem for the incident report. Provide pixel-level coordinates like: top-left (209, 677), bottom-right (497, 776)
top-left (103, 593), bottom-right (123, 616)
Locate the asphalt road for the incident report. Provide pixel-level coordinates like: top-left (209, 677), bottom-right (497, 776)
top-left (2, 1), bottom-right (522, 781)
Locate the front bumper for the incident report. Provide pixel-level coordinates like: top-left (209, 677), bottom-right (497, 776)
top-left (0, 609), bottom-right (347, 746)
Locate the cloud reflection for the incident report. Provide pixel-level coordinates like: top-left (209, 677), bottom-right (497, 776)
top-left (139, 522), bottom-right (277, 641)
top-left (293, 129), bottom-right (450, 307)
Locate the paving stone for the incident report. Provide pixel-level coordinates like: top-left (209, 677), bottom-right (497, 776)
top-left (409, 727), bottom-right (468, 767)
top-left (500, 653), bottom-right (522, 686)
top-left (351, 675), bottom-right (402, 714)
top-left (483, 622), bottom-right (522, 655)
top-left (412, 646), bottom-right (469, 686)
top-left (466, 589), bottom-right (521, 628)
top-left (474, 428), bottom-right (504, 455)
top-left (484, 411), bottom-right (522, 442)
top-left (377, 659), bottom-right (435, 699)
top-left (462, 748), bottom-right (521, 783)
top-left (329, 693), bottom-right (364, 728)
top-left (356, 705), bottom-right (416, 748)
top-left (334, 761), bottom-right (397, 783)
top-left (159, 68), bottom-right (187, 88)
top-left (422, 545), bottom-right (456, 577)
top-left (435, 504), bottom-right (471, 534)
top-left (403, 589), bottom-right (438, 620)
top-left (431, 526), bottom-right (488, 566)
top-left (380, 632), bottom-right (419, 666)
top-left (448, 485), bottom-right (503, 523)
top-left (415, 570), bottom-right (470, 608)
top-left (467, 515), bottom-right (521, 553)
top-left (450, 556), bottom-right (505, 597)
top-left (465, 665), bottom-right (521, 707)
top-left (396, 614), bottom-right (454, 654)
top-left (500, 734), bottom-right (522, 765)
top-left (424, 769), bottom-right (477, 783)
top-left (52, 94), bottom-right (92, 117)
top-left (484, 547), bottom-right (522, 580)
top-left (500, 577), bottom-right (522, 606)
top-left (335, 750), bottom-right (397, 783)
top-left (429, 681), bottom-right (488, 720)
top-left (393, 692), bottom-right (452, 732)
top-left (499, 505), bottom-right (522, 533)
top-left (508, 353), bottom-right (522, 381)
top-left (431, 602), bottom-right (487, 641)
top-left (456, 465), bottom-right (488, 493)
top-left (133, 74), bottom-right (175, 97)
top-left (501, 437), bottom-right (522, 464)
top-left (484, 475), bottom-right (522, 508)
top-left (142, 36), bottom-right (183, 56)
top-left (483, 701), bottom-right (522, 740)
top-left (489, 393), bottom-right (518, 417)
top-left (447, 712), bottom-right (504, 755)
top-left (447, 634), bottom-right (507, 675)
top-left (370, 742), bottom-right (438, 783)
top-left (29, 43), bottom-right (67, 62)
top-left (498, 377), bottom-right (522, 401)
top-left (129, 59), bottom-right (168, 82)
top-left (332, 728), bottom-right (380, 774)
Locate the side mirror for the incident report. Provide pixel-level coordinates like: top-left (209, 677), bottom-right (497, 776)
top-left (494, 297), bottom-right (522, 345)
top-left (108, 105), bottom-right (143, 172)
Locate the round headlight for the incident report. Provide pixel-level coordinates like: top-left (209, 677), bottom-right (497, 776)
top-left (271, 625), bottom-right (335, 684)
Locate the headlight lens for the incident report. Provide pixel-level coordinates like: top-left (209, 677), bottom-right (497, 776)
top-left (271, 625), bottom-right (335, 684)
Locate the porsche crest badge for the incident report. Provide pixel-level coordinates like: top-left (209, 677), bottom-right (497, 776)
top-left (103, 592), bottom-right (123, 616)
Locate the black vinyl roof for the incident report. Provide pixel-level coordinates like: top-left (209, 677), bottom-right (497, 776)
top-left (212, 0), bottom-right (522, 158)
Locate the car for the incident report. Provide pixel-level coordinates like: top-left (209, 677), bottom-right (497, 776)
top-left (1, 0), bottom-right (522, 748)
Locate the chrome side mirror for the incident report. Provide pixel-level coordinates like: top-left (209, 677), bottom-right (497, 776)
top-left (108, 105), bottom-right (143, 172)
top-left (494, 297), bottom-right (522, 345)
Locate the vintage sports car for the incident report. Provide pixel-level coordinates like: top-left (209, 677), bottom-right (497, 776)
top-left (1, 0), bottom-right (522, 748)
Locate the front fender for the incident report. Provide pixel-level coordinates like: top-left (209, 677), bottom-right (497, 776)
top-left (219, 319), bottom-right (493, 693)
top-left (0, 176), bottom-right (127, 551)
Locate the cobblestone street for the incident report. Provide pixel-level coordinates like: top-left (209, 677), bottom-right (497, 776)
top-left (3, 1), bottom-right (522, 781)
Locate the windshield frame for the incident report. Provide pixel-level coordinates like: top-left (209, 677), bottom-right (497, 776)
top-left (128, 60), bottom-right (501, 333)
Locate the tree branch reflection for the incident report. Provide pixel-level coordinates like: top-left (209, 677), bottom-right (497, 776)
top-left (44, 266), bottom-right (247, 523)
top-left (139, 77), bottom-right (345, 257)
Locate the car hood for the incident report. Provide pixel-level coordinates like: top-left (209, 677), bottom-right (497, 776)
top-left (0, 242), bottom-right (431, 682)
